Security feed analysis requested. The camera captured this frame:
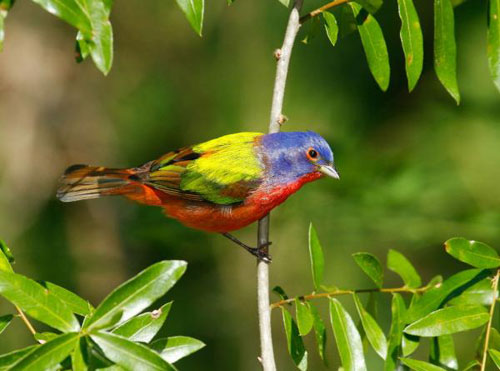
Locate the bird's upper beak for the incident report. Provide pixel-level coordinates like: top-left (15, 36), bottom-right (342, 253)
top-left (318, 164), bottom-right (340, 179)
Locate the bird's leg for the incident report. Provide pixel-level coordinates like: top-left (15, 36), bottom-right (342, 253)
top-left (221, 233), bottom-right (272, 263)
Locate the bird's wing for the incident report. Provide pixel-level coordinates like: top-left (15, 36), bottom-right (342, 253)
top-left (144, 132), bottom-right (265, 205)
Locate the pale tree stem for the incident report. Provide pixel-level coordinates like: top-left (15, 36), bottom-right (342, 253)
top-left (256, 1), bottom-right (303, 370)
top-left (480, 269), bottom-right (500, 371)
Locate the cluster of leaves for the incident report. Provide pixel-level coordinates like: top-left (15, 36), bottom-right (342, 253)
top-left (0, 240), bottom-right (204, 370)
top-left (0, 0), bottom-right (204, 75)
top-left (273, 223), bottom-right (500, 370)
top-left (294, 0), bottom-right (500, 102)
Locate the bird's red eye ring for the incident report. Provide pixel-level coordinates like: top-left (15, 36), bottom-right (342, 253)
top-left (307, 148), bottom-right (318, 161)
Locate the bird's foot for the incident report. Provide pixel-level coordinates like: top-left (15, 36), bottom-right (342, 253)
top-left (221, 233), bottom-right (272, 263)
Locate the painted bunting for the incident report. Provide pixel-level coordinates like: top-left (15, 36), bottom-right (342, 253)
top-left (57, 131), bottom-right (339, 260)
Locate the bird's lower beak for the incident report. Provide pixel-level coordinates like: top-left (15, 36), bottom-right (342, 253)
top-left (318, 165), bottom-right (340, 179)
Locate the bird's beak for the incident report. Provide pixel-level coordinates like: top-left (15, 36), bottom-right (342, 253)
top-left (318, 164), bottom-right (340, 179)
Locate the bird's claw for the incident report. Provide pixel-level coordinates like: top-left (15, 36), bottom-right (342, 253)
top-left (256, 241), bottom-right (272, 263)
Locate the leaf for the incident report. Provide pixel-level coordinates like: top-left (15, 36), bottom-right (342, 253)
top-left (30, 0), bottom-right (92, 36)
top-left (448, 278), bottom-right (496, 306)
top-left (302, 16), bottom-right (321, 45)
top-left (405, 269), bottom-right (487, 323)
top-left (329, 298), bottom-right (367, 371)
top-left (349, 3), bottom-right (390, 91)
top-left (281, 307), bottom-right (308, 370)
top-left (0, 271), bottom-right (79, 332)
top-left (404, 305), bottom-right (489, 336)
top-left (90, 331), bottom-right (175, 371)
top-left (39, 281), bottom-right (93, 316)
top-left (355, 0), bottom-right (384, 14)
top-left (175, 0), bottom-right (204, 36)
top-left (397, 0), bottom-right (424, 91)
top-left (310, 304), bottom-right (327, 364)
top-left (295, 299), bottom-right (313, 336)
top-left (308, 223), bottom-right (324, 291)
top-left (0, 240), bottom-right (14, 273)
top-left (402, 295), bottom-right (420, 356)
top-left (488, 0), bottom-right (500, 92)
top-left (0, 346), bottom-right (37, 370)
top-left (445, 238), bottom-right (500, 268)
top-left (430, 335), bottom-right (458, 370)
top-left (387, 249), bottom-right (421, 288)
top-left (462, 360), bottom-right (481, 370)
top-left (277, 0), bottom-right (290, 7)
top-left (84, 260), bottom-right (186, 331)
top-left (352, 252), bottom-right (384, 288)
top-left (490, 349), bottom-right (500, 368)
top-left (476, 327), bottom-right (500, 357)
top-left (323, 11), bottom-right (339, 47)
top-left (11, 332), bottom-right (79, 371)
top-left (34, 332), bottom-right (58, 343)
top-left (272, 286), bottom-right (289, 301)
top-left (113, 302), bottom-right (172, 342)
top-left (72, 338), bottom-right (89, 371)
top-left (434, 0), bottom-right (460, 104)
top-left (384, 293), bottom-right (406, 371)
top-left (353, 294), bottom-right (387, 359)
top-left (86, 0), bottom-right (113, 75)
top-left (0, 314), bottom-right (13, 335)
top-left (400, 358), bottom-right (447, 371)
top-left (150, 336), bottom-right (205, 363)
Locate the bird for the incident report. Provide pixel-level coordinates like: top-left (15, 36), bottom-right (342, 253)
top-left (57, 131), bottom-right (339, 261)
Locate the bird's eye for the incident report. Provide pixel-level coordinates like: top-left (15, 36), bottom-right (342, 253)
top-left (307, 148), bottom-right (318, 161)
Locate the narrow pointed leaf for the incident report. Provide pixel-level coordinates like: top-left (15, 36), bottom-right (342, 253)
top-left (349, 3), bottom-right (390, 91)
top-left (445, 238), bottom-right (500, 268)
top-left (0, 271), bottom-right (79, 332)
top-left (476, 327), bottom-right (500, 358)
top-left (397, 0), bottom-right (424, 91)
top-left (0, 240), bottom-right (13, 273)
top-left (87, 0), bottom-right (113, 75)
top-left (355, 0), bottom-right (384, 14)
top-left (490, 349), bottom-right (500, 368)
top-left (329, 298), bottom-right (367, 371)
top-left (113, 302), bottom-right (172, 342)
top-left (281, 307), bottom-right (308, 370)
top-left (310, 304), bottom-right (327, 364)
top-left (295, 299), bottom-right (313, 336)
top-left (400, 358), bottom-right (447, 371)
top-left (0, 314), bottom-right (13, 335)
top-left (277, 0), bottom-right (290, 7)
top-left (272, 286), bottom-right (290, 301)
top-left (11, 332), bottom-right (79, 371)
top-left (175, 0), bottom-right (204, 36)
top-left (150, 336), bottom-right (205, 363)
top-left (488, 0), bottom-right (500, 92)
top-left (323, 11), bottom-right (339, 47)
top-left (387, 249), bottom-right (421, 288)
top-left (430, 335), bottom-right (458, 370)
top-left (39, 281), bottom-right (93, 316)
top-left (434, 0), bottom-right (460, 104)
top-left (353, 252), bottom-right (383, 288)
top-left (85, 260), bottom-right (186, 331)
top-left (34, 332), bottom-right (58, 343)
top-left (91, 331), bottom-right (176, 370)
top-left (402, 333), bottom-right (419, 356)
top-left (308, 223), bottom-right (324, 290)
top-left (448, 278), bottom-right (496, 306)
top-left (463, 360), bottom-right (481, 370)
top-left (353, 294), bottom-right (387, 359)
top-left (385, 293), bottom-right (406, 371)
top-left (30, 0), bottom-right (92, 36)
top-left (404, 305), bottom-right (489, 336)
top-left (71, 338), bottom-right (89, 371)
top-left (0, 346), bottom-right (37, 370)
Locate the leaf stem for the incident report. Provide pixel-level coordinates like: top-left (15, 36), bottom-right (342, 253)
top-left (300, 0), bottom-right (351, 24)
top-left (15, 305), bottom-right (36, 336)
top-left (480, 269), bottom-right (500, 371)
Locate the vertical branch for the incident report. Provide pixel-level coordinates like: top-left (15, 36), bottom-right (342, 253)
top-left (257, 1), bottom-right (303, 370)
top-left (480, 269), bottom-right (500, 371)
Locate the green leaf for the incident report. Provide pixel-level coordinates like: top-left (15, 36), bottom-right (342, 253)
top-left (11, 332), bottom-right (79, 371)
top-left (34, 332), bottom-right (58, 343)
top-left (30, 0), bottom-right (92, 36)
top-left (490, 349), bottom-right (500, 368)
top-left (387, 249), bottom-right (422, 288)
top-left (400, 358), bottom-right (447, 371)
top-left (0, 271), bottom-right (79, 332)
top-left (86, 0), bottom-right (113, 75)
top-left (384, 293), bottom-right (406, 371)
top-left (0, 346), bottom-right (37, 370)
top-left (310, 304), bottom-right (327, 364)
top-left (448, 278), bottom-right (496, 306)
top-left (355, 0), bottom-right (384, 14)
top-left (404, 305), bottom-right (489, 336)
top-left (349, 3), bottom-right (390, 91)
top-left (175, 0), bottom-right (204, 36)
top-left (402, 295), bottom-right (420, 356)
top-left (39, 281), bottom-right (93, 316)
top-left (476, 327), bottom-right (500, 357)
top-left (91, 331), bottom-right (175, 370)
top-left (85, 260), bottom-right (186, 331)
top-left (434, 0), bottom-right (460, 104)
top-left (308, 223), bottom-right (324, 291)
top-left (72, 338), bottom-right (89, 371)
top-left (430, 335), bottom-right (458, 370)
top-left (0, 240), bottom-right (14, 273)
top-left (353, 294), bottom-right (387, 359)
top-left (397, 0), bottom-right (424, 91)
top-left (113, 302), bottom-right (172, 342)
top-left (462, 360), bottom-right (481, 371)
top-left (329, 298), bottom-right (367, 371)
top-left (488, 0), bottom-right (500, 92)
top-left (445, 238), bottom-right (500, 268)
top-left (295, 299), bottom-right (313, 336)
top-left (150, 336), bottom-right (205, 363)
top-left (352, 252), bottom-right (383, 288)
top-left (281, 307), bottom-right (308, 370)
top-left (272, 286), bottom-right (289, 301)
top-left (0, 314), bottom-right (13, 335)
top-left (405, 269), bottom-right (487, 323)
top-left (323, 11), bottom-right (339, 47)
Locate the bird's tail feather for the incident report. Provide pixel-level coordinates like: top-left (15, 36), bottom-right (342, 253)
top-left (57, 164), bottom-right (140, 202)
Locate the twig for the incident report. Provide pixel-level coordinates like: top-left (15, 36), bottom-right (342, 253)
top-left (256, 1), bottom-right (303, 370)
top-left (300, 0), bottom-right (351, 24)
top-left (15, 305), bottom-right (36, 336)
top-left (270, 285), bottom-right (433, 309)
top-left (480, 269), bottom-right (500, 371)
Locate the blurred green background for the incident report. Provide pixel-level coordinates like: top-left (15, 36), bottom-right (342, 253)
top-left (1, 0), bottom-right (499, 369)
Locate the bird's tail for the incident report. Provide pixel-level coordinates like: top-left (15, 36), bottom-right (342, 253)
top-left (56, 164), bottom-right (140, 202)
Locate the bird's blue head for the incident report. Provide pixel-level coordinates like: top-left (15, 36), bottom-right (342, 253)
top-left (259, 131), bottom-right (339, 185)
